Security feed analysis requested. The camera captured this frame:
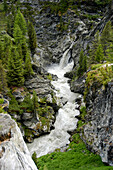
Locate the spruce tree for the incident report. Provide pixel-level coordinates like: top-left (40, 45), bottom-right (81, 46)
top-left (89, 31), bottom-right (100, 64)
top-left (21, 39), bottom-right (28, 61)
top-left (95, 44), bottom-right (104, 63)
top-left (106, 43), bottom-right (113, 62)
top-left (77, 49), bottom-right (87, 77)
top-left (24, 50), bottom-right (33, 78)
top-left (28, 21), bottom-right (37, 56)
top-left (14, 10), bottom-right (27, 36)
top-left (0, 60), bottom-right (7, 92)
top-left (7, 47), bottom-right (24, 87)
top-left (100, 21), bottom-right (113, 53)
top-left (13, 24), bottom-right (23, 45)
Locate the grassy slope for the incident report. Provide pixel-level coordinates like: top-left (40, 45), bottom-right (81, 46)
top-left (35, 138), bottom-right (113, 170)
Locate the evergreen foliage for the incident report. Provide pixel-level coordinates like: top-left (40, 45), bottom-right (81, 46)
top-left (7, 47), bottom-right (24, 87)
top-left (8, 95), bottom-right (20, 114)
top-left (20, 93), bottom-right (33, 112)
top-left (77, 49), bottom-right (87, 76)
top-left (13, 24), bottom-right (23, 45)
top-left (0, 60), bottom-right (7, 92)
top-left (95, 44), bottom-right (104, 62)
top-left (14, 9), bottom-right (27, 36)
top-left (89, 31), bottom-right (100, 64)
top-left (24, 50), bottom-right (33, 77)
top-left (28, 21), bottom-right (37, 56)
top-left (100, 21), bottom-right (113, 53)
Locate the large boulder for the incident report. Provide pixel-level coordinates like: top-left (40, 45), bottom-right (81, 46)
top-left (0, 113), bottom-right (37, 170)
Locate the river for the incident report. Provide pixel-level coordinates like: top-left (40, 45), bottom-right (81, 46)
top-left (27, 48), bottom-right (80, 158)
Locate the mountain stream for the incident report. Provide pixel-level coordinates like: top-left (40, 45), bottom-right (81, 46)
top-left (27, 47), bottom-right (80, 158)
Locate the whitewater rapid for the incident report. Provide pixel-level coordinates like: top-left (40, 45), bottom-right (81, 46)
top-left (27, 59), bottom-right (80, 158)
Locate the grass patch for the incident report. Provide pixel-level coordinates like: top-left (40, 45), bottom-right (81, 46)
top-left (34, 136), bottom-right (113, 170)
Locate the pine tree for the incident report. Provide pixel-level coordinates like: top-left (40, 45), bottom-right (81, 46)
top-left (7, 47), bottom-right (24, 87)
top-left (28, 21), bottom-right (37, 56)
top-left (77, 49), bottom-right (87, 77)
top-left (100, 21), bottom-right (113, 53)
top-left (106, 43), bottom-right (113, 62)
top-left (95, 44), bottom-right (104, 63)
top-left (13, 24), bottom-right (23, 45)
top-left (0, 60), bottom-right (7, 92)
top-left (21, 39), bottom-right (28, 61)
top-left (24, 50), bottom-right (33, 78)
top-left (14, 10), bottom-right (27, 36)
top-left (17, 44), bottom-right (23, 60)
top-left (89, 31), bottom-right (100, 64)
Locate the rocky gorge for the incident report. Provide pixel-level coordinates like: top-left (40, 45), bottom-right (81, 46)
top-left (1, 0), bottom-right (113, 169)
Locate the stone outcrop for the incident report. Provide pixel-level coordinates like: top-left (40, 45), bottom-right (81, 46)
top-left (78, 81), bottom-right (113, 166)
top-left (0, 113), bottom-right (37, 170)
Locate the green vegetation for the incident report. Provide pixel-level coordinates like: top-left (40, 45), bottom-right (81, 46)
top-left (77, 49), bottom-right (87, 77)
top-left (0, 4), bottom-right (37, 88)
top-left (33, 133), bottom-right (113, 170)
top-left (28, 21), bottom-right (37, 56)
top-left (84, 64), bottom-right (113, 101)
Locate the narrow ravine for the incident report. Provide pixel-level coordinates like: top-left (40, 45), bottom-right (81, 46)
top-left (27, 47), bottom-right (80, 158)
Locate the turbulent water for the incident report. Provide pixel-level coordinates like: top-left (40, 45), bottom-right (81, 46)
top-left (27, 48), bottom-right (80, 158)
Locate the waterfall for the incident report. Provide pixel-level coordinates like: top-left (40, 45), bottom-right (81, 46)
top-left (60, 42), bottom-right (74, 68)
top-left (27, 43), bottom-right (79, 158)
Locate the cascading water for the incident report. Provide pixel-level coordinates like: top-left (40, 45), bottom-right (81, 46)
top-left (27, 45), bottom-right (80, 158)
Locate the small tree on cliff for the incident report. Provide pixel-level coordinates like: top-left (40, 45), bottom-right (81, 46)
top-left (95, 44), bottom-right (104, 63)
top-left (28, 21), bottom-right (37, 56)
top-left (100, 21), bottom-right (113, 53)
top-left (77, 49), bottom-right (87, 77)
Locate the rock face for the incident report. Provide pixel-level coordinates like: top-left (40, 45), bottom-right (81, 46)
top-left (0, 113), bottom-right (37, 170)
top-left (79, 82), bottom-right (113, 165)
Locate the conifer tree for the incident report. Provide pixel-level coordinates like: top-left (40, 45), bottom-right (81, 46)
top-left (95, 44), bottom-right (104, 63)
top-left (17, 44), bottom-right (23, 60)
top-left (0, 60), bottom-right (7, 92)
top-left (21, 39), bottom-right (28, 61)
top-left (106, 43), bottom-right (113, 62)
top-left (100, 21), bottom-right (113, 53)
top-left (28, 21), bottom-right (37, 56)
top-left (14, 10), bottom-right (27, 36)
top-left (13, 24), bottom-right (23, 45)
top-left (7, 47), bottom-right (24, 87)
top-left (77, 49), bottom-right (87, 77)
top-left (24, 50), bottom-right (33, 77)
top-left (89, 31), bottom-right (100, 64)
